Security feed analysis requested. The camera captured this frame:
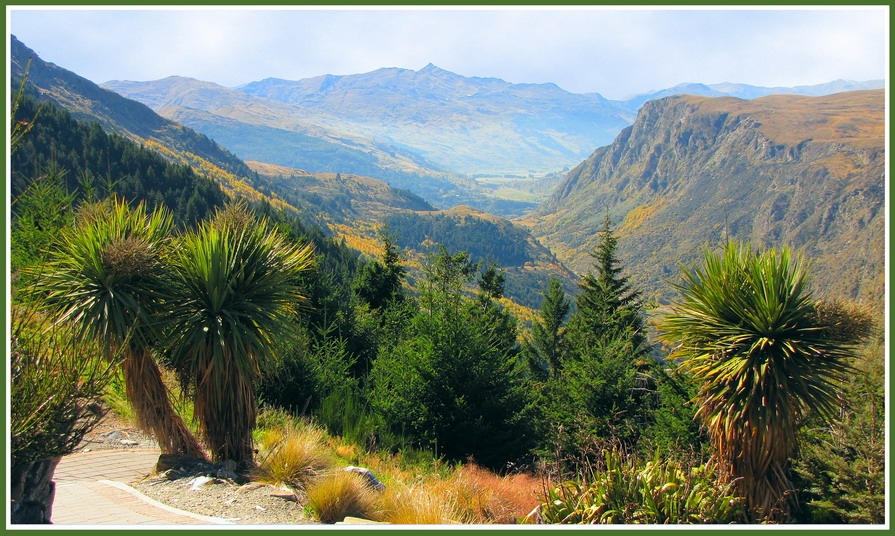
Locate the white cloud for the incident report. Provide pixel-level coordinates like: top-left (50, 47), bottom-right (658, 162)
top-left (9, 7), bottom-right (887, 98)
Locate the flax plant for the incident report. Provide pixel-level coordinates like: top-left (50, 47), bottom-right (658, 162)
top-left (38, 198), bottom-right (204, 458)
top-left (164, 204), bottom-right (314, 465)
top-left (659, 242), bottom-right (856, 521)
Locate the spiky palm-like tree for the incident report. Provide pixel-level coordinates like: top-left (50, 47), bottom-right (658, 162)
top-left (39, 198), bottom-right (205, 458)
top-left (164, 205), bottom-right (313, 465)
top-left (659, 242), bottom-right (855, 521)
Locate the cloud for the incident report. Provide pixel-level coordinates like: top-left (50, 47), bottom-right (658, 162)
top-left (9, 7), bottom-right (887, 98)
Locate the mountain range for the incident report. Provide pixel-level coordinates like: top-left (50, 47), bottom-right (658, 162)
top-left (11, 35), bottom-right (576, 311)
top-left (102, 61), bottom-right (881, 219)
top-left (11, 34), bottom-right (884, 314)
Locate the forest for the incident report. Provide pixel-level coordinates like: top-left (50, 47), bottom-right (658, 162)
top-left (10, 90), bottom-right (884, 525)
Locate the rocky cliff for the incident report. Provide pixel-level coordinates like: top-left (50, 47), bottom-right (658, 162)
top-left (527, 90), bottom-right (885, 307)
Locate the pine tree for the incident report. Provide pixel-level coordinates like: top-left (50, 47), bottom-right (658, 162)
top-left (353, 231), bottom-right (406, 311)
top-left (524, 276), bottom-right (570, 380)
top-left (570, 216), bottom-right (646, 351)
top-left (561, 216), bottom-right (652, 445)
top-left (370, 247), bottom-right (533, 469)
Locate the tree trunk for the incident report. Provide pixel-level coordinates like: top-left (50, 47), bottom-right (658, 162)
top-left (123, 347), bottom-right (206, 459)
top-left (10, 457), bottom-right (61, 524)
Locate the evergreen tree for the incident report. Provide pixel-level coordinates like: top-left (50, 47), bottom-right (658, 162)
top-left (570, 216), bottom-right (646, 351)
top-left (561, 216), bottom-right (652, 446)
top-left (353, 231), bottom-right (406, 311)
top-left (524, 276), bottom-right (570, 380)
top-left (370, 247), bottom-right (533, 469)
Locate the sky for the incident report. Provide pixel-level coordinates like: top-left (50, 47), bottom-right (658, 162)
top-left (8, 6), bottom-right (888, 100)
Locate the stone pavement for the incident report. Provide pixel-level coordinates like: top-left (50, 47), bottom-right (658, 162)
top-left (50, 449), bottom-right (232, 525)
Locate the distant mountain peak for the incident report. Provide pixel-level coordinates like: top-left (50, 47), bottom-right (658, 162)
top-left (419, 62), bottom-right (443, 73)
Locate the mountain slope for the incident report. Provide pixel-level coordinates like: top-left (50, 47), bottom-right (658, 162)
top-left (101, 75), bottom-right (479, 206)
top-left (10, 35), bottom-right (292, 212)
top-left (248, 162), bottom-right (578, 310)
top-left (527, 90), bottom-right (885, 307)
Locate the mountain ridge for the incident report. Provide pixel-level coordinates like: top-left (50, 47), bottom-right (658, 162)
top-left (527, 89), bottom-right (885, 308)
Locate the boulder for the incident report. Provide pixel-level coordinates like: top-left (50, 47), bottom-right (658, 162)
top-left (343, 466), bottom-right (386, 492)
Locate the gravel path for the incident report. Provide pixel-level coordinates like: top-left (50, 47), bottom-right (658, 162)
top-left (76, 411), bottom-right (318, 525)
top-left (134, 474), bottom-right (313, 525)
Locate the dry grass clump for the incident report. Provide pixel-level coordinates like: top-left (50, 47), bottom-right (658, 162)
top-left (254, 423), bottom-right (333, 488)
top-left (306, 471), bottom-right (379, 523)
top-left (443, 464), bottom-right (545, 523)
top-left (372, 481), bottom-right (458, 524)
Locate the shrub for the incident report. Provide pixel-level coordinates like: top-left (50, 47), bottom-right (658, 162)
top-left (11, 306), bottom-right (115, 523)
top-left (533, 449), bottom-right (745, 524)
top-left (11, 306), bottom-right (114, 465)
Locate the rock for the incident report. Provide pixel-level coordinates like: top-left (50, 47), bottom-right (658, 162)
top-left (105, 431), bottom-right (122, 440)
top-left (254, 505), bottom-right (267, 511)
top-left (238, 482), bottom-right (269, 493)
top-left (119, 439), bottom-right (139, 446)
top-left (221, 460), bottom-right (238, 472)
top-left (189, 476), bottom-right (214, 491)
top-left (270, 492), bottom-right (298, 503)
top-left (343, 466), bottom-right (386, 492)
top-left (216, 459), bottom-right (239, 480)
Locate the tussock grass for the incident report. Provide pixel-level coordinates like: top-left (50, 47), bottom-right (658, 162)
top-left (251, 407), bottom-right (547, 524)
top-left (372, 482), bottom-right (457, 524)
top-left (254, 422), bottom-right (333, 488)
top-left (448, 464), bottom-right (545, 523)
top-left (306, 471), bottom-right (378, 523)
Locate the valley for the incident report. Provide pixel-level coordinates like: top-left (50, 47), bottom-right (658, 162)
top-left (11, 32), bottom-right (884, 314)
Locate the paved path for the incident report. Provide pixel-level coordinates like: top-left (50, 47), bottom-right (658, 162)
top-left (51, 449), bottom-right (230, 525)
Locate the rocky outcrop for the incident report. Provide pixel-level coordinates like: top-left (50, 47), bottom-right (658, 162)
top-left (529, 90), bottom-right (885, 308)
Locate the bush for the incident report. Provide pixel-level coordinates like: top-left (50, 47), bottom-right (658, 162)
top-left (11, 306), bottom-right (115, 523)
top-left (11, 306), bottom-right (114, 465)
top-left (533, 449), bottom-right (745, 524)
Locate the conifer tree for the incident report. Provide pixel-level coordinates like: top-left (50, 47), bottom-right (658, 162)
top-left (353, 231), bottom-right (406, 311)
top-left (370, 247), bottom-right (533, 468)
top-left (562, 216), bottom-right (651, 444)
top-left (524, 276), bottom-right (570, 380)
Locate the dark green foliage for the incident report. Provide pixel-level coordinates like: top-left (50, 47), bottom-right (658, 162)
top-left (369, 247), bottom-right (534, 469)
top-left (10, 93), bottom-right (225, 228)
top-left (353, 232), bottom-right (406, 311)
top-left (568, 217), bottom-right (647, 354)
top-left (640, 364), bottom-right (706, 458)
top-left (792, 333), bottom-right (884, 524)
top-left (524, 276), bottom-right (570, 380)
top-left (11, 168), bottom-right (75, 270)
top-left (559, 217), bottom-right (653, 446)
top-left (384, 211), bottom-right (533, 267)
